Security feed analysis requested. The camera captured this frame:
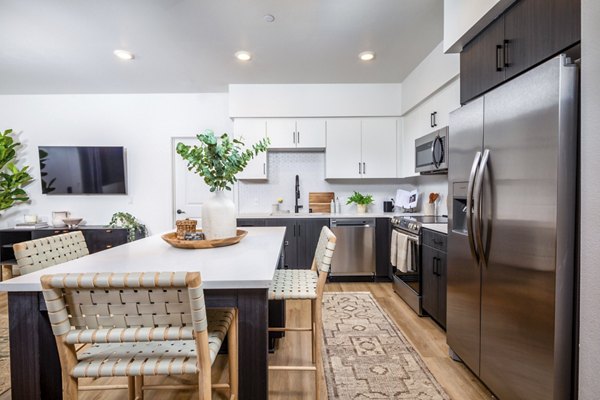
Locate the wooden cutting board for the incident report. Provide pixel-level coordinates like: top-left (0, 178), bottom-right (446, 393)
top-left (309, 192), bottom-right (335, 213)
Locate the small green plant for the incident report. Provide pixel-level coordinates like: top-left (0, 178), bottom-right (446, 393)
top-left (0, 129), bottom-right (32, 211)
top-left (346, 191), bottom-right (374, 206)
top-left (176, 130), bottom-right (270, 192)
top-left (108, 212), bottom-right (147, 242)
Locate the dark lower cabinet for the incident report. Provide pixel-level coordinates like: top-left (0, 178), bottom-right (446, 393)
top-left (460, 0), bottom-right (581, 104)
top-left (375, 218), bottom-right (393, 280)
top-left (421, 229), bottom-right (447, 329)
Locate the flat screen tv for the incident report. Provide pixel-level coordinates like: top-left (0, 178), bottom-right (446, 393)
top-left (38, 146), bottom-right (127, 195)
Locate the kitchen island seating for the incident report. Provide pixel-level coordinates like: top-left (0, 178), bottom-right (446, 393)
top-left (40, 271), bottom-right (238, 400)
top-left (13, 231), bottom-right (89, 277)
top-left (268, 225), bottom-right (336, 399)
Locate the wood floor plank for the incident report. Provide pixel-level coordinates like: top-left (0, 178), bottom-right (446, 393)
top-left (0, 284), bottom-right (491, 399)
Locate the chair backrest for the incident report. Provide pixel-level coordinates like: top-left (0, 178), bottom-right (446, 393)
top-left (312, 226), bottom-right (337, 274)
top-left (13, 231), bottom-right (89, 275)
top-left (40, 271), bottom-right (207, 344)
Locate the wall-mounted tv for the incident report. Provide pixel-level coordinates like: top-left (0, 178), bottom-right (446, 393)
top-left (38, 146), bottom-right (127, 195)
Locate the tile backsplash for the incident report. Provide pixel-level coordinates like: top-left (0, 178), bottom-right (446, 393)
top-left (237, 152), bottom-right (449, 215)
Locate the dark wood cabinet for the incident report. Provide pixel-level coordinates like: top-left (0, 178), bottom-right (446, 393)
top-left (460, 0), bottom-right (580, 104)
top-left (421, 229), bottom-right (447, 329)
top-left (375, 218), bottom-right (393, 280)
top-left (264, 218), bottom-right (329, 269)
top-left (460, 15), bottom-right (506, 104)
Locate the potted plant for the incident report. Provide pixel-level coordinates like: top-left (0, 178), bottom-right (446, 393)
top-left (176, 130), bottom-right (270, 240)
top-left (0, 129), bottom-right (32, 212)
top-left (108, 212), bottom-right (148, 242)
top-left (346, 191), bottom-right (374, 214)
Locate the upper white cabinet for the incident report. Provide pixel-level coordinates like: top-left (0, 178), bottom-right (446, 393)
top-left (326, 118), bottom-right (397, 179)
top-left (326, 119), bottom-right (362, 179)
top-left (234, 119), bottom-right (268, 180)
top-left (361, 118), bottom-right (397, 178)
top-left (266, 118), bottom-right (326, 150)
top-left (400, 79), bottom-right (460, 178)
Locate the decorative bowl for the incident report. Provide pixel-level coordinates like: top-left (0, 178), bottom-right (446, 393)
top-left (161, 229), bottom-right (247, 249)
top-left (62, 218), bottom-right (83, 228)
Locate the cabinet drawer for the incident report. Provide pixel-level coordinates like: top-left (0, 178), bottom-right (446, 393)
top-left (32, 229), bottom-right (72, 239)
top-left (82, 229), bottom-right (128, 254)
top-left (422, 229), bottom-right (447, 251)
top-left (237, 218), bottom-right (266, 227)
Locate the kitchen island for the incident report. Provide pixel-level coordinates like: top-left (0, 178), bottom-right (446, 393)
top-left (0, 226), bottom-right (286, 400)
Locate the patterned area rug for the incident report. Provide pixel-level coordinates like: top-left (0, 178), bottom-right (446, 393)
top-left (0, 312), bottom-right (9, 395)
top-left (322, 292), bottom-right (449, 399)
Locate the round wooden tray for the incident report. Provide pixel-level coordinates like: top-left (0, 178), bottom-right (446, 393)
top-left (161, 229), bottom-right (248, 249)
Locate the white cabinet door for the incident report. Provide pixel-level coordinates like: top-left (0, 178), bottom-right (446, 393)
top-left (266, 118), bottom-right (296, 149)
top-left (361, 118), bottom-right (397, 178)
top-left (234, 119), bottom-right (268, 180)
top-left (295, 119), bottom-right (326, 149)
top-left (325, 119), bottom-right (362, 179)
top-left (397, 118), bottom-right (405, 177)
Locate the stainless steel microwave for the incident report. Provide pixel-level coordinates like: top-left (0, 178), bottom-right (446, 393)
top-left (415, 127), bottom-right (448, 174)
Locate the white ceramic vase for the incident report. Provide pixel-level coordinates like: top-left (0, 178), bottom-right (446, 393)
top-left (356, 204), bottom-right (367, 214)
top-left (202, 190), bottom-right (236, 240)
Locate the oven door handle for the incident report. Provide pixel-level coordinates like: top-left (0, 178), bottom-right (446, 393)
top-left (467, 151), bottom-right (482, 264)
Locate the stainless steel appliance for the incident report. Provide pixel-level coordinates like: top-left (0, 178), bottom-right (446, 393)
top-left (415, 127), bottom-right (448, 174)
top-left (391, 215), bottom-right (448, 315)
top-left (330, 218), bottom-right (375, 277)
top-left (447, 55), bottom-right (578, 400)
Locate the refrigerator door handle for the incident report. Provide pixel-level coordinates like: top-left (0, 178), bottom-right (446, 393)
top-left (467, 151), bottom-right (482, 264)
top-left (474, 149), bottom-right (490, 268)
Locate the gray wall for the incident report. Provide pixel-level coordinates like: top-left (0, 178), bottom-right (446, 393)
top-left (579, 1), bottom-right (600, 398)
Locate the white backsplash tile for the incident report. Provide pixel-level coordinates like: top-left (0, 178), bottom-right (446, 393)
top-left (237, 152), bottom-right (448, 215)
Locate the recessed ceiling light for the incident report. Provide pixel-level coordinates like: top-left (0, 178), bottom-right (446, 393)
top-left (113, 49), bottom-right (134, 60)
top-left (359, 51), bottom-right (376, 61)
top-left (264, 14), bottom-right (275, 23)
top-left (235, 51), bottom-right (252, 61)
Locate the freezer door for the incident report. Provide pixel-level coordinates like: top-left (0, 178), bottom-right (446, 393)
top-left (446, 96), bottom-right (484, 375)
top-left (480, 56), bottom-right (577, 400)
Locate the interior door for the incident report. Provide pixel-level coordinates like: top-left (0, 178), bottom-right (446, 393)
top-left (266, 118), bottom-right (296, 149)
top-left (173, 137), bottom-right (233, 226)
top-left (325, 118), bottom-right (362, 179)
top-left (361, 118), bottom-right (397, 178)
top-left (234, 119), bottom-right (268, 180)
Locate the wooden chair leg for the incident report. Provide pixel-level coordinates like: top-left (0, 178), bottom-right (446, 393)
top-left (127, 376), bottom-right (136, 400)
top-left (313, 298), bottom-right (324, 400)
top-left (228, 309), bottom-right (239, 400)
top-left (135, 376), bottom-right (144, 400)
top-left (62, 373), bottom-right (78, 400)
top-left (311, 299), bottom-right (317, 364)
top-left (197, 330), bottom-right (213, 400)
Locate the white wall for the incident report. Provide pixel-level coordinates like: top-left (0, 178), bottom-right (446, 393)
top-left (443, 0), bottom-right (516, 53)
top-left (0, 93), bottom-right (231, 233)
top-left (401, 42), bottom-right (459, 114)
top-left (579, 0), bottom-right (600, 397)
top-left (229, 84), bottom-right (402, 118)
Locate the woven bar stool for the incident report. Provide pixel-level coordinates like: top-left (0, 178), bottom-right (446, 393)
top-left (268, 226), bottom-right (336, 399)
top-left (13, 231), bottom-right (89, 276)
top-left (40, 271), bottom-right (238, 400)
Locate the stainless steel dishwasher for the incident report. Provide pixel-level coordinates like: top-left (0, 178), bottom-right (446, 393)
top-left (330, 218), bottom-right (376, 277)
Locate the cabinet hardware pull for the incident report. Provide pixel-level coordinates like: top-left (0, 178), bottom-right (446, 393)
top-left (363, 162), bottom-right (366, 175)
top-left (430, 113), bottom-right (434, 128)
top-left (433, 111), bottom-right (438, 127)
top-left (503, 40), bottom-right (510, 68)
top-left (53, 230), bottom-right (60, 234)
top-left (297, 131), bottom-right (300, 143)
top-left (284, 240), bottom-right (289, 246)
top-left (106, 245), bottom-right (113, 248)
top-left (293, 131), bottom-right (296, 144)
top-left (496, 44), bottom-right (504, 71)
top-left (293, 225), bottom-right (296, 236)
top-left (263, 163), bottom-right (266, 175)
top-left (358, 162), bottom-right (362, 174)
top-left (105, 229), bottom-right (112, 233)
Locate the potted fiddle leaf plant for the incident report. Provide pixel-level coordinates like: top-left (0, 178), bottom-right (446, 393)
top-left (176, 130), bottom-right (270, 240)
top-left (0, 129), bottom-right (32, 212)
top-left (346, 191), bottom-right (374, 214)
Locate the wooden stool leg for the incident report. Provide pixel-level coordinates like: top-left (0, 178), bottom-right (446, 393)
top-left (62, 374), bottom-right (78, 400)
top-left (135, 376), bottom-right (144, 400)
top-left (228, 309), bottom-right (239, 400)
top-left (311, 299), bottom-right (317, 364)
top-left (127, 376), bottom-right (135, 400)
top-left (313, 298), bottom-right (323, 400)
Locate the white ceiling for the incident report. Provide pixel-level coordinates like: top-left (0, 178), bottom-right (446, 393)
top-left (0, 0), bottom-right (443, 94)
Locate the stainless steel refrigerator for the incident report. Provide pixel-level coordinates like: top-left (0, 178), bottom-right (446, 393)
top-left (447, 54), bottom-right (578, 400)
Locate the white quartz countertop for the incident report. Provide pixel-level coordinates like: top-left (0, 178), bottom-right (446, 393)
top-left (422, 224), bottom-right (448, 235)
top-left (238, 212), bottom-right (425, 219)
top-left (0, 227), bottom-right (286, 292)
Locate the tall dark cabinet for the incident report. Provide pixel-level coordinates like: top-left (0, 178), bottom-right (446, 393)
top-left (460, 0), bottom-right (581, 104)
top-left (421, 229), bottom-right (448, 329)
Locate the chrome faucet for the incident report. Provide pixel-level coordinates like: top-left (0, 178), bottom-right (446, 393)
top-left (295, 174), bottom-right (303, 213)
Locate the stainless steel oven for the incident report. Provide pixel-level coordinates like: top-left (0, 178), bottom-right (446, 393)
top-left (415, 127), bottom-right (448, 174)
top-left (391, 217), bottom-right (423, 315)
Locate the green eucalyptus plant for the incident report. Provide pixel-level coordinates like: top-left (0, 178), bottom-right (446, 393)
top-left (346, 191), bottom-right (374, 206)
top-left (0, 129), bottom-right (32, 211)
top-left (176, 130), bottom-right (270, 192)
top-left (108, 212), bottom-right (148, 242)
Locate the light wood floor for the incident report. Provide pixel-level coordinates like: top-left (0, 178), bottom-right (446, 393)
top-left (0, 283), bottom-right (492, 399)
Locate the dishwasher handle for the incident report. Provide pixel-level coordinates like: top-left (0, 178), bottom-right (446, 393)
top-left (331, 219), bottom-right (376, 227)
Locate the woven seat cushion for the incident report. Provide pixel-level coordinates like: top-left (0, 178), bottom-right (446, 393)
top-left (70, 308), bottom-right (234, 378)
top-left (268, 269), bottom-right (318, 300)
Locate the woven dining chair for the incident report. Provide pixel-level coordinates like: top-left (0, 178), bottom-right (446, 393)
top-left (268, 226), bottom-right (336, 399)
top-left (40, 271), bottom-right (238, 400)
top-left (13, 231), bottom-right (89, 276)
